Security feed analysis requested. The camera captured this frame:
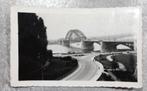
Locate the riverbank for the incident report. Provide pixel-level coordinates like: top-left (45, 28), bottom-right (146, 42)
top-left (19, 56), bottom-right (78, 80)
top-left (43, 56), bottom-right (78, 80)
top-left (95, 53), bottom-right (137, 82)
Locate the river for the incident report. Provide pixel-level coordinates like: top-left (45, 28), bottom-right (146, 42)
top-left (47, 43), bottom-right (101, 54)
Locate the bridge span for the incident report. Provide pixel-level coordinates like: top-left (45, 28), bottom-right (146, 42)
top-left (59, 40), bottom-right (134, 52)
top-left (58, 29), bottom-right (135, 52)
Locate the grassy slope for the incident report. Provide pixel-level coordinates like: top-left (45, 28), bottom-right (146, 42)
top-left (19, 56), bottom-right (78, 80)
top-left (96, 53), bottom-right (137, 82)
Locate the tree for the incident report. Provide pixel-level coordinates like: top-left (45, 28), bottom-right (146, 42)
top-left (18, 13), bottom-right (51, 80)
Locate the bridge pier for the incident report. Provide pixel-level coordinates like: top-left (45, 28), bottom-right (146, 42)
top-left (60, 40), bottom-right (70, 47)
top-left (101, 42), bottom-right (117, 52)
top-left (82, 41), bottom-right (94, 53)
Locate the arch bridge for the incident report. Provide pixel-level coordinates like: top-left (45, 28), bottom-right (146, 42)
top-left (65, 29), bottom-right (87, 41)
top-left (60, 29), bottom-right (134, 52)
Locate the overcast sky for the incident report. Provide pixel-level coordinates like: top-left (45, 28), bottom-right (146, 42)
top-left (37, 8), bottom-right (140, 40)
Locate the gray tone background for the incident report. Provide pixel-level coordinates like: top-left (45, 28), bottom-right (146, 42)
top-left (0, 0), bottom-right (146, 91)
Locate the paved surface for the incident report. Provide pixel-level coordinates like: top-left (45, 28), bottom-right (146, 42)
top-left (62, 54), bottom-right (103, 81)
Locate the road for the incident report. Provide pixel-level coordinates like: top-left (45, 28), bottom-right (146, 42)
top-left (62, 53), bottom-right (104, 81)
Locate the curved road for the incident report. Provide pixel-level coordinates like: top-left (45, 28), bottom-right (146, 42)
top-left (62, 53), bottom-right (104, 81)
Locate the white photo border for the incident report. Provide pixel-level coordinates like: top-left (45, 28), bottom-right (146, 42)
top-left (10, 6), bottom-right (143, 88)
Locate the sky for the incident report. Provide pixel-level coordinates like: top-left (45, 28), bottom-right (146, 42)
top-left (37, 8), bottom-right (140, 40)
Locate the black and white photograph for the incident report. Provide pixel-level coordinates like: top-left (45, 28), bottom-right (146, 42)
top-left (10, 7), bottom-right (142, 88)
